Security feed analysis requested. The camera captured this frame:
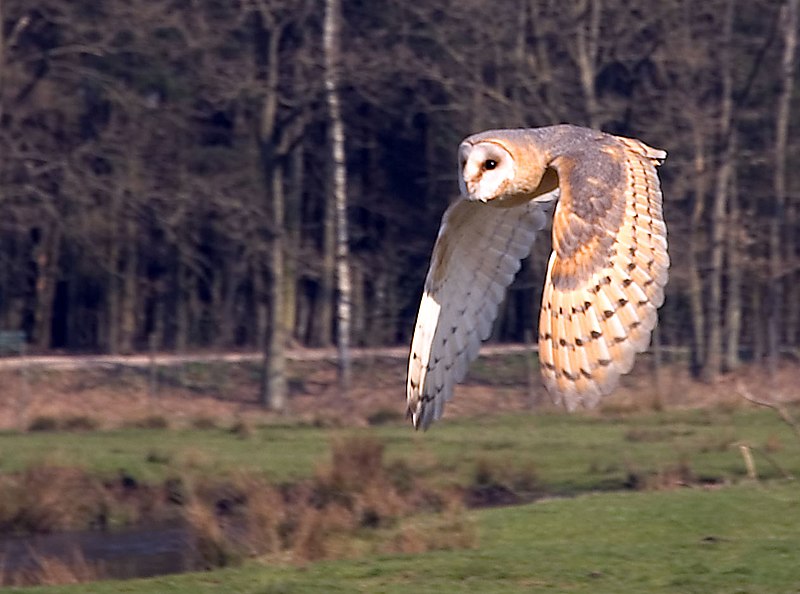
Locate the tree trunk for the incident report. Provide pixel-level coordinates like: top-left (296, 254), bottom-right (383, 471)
top-left (350, 262), bottom-right (364, 347)
top-left (0, 0), bottom-right (5, 124)
top-left (769, 0), bottom-right (798, 376)
top-left (211, 257), bottom-right (241, 349)
top-left (787, 280), bottom-right (800, 350)
top-left (263, 160), bottom-right (287, 411)
top-left (313, 189), bottom-right (335, 346)
top-left (724, 142), bottom-right (742, 371)
top-left (284, 141), bottom-right (304, 344)
top-left (324, 0), bottom-right (352, 395)
top-left (174, 255), bottom-right (190, 353)
top-left (106, 189), bottom-right (122, 354)
top-left (32, 224), bottom-right (61, 349)
top-left (703, 0), bottom-right (735, 381)
top-left (752, 286), bottom-right (765, 361)
top-left (119, 216), bottom-right (138, 354)
top-left (782, 1), bottom-right (800, 352)
top-left (687, 125), bottom-right (707, 375)
top-left (574, 0), bottom-right (602, 128)
top-left (253, 6), bottom-right (288, 410)
top-left (253, 269), bottom-right (268, 352)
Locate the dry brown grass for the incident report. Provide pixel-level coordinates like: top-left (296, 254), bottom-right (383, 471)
top-left (229, 419), bottom-right (254, 439)
top-left (123, 414), bottom-right (171, 430)
top-left (291, 503), bottom-right (357, 562)
top-left (184, 498), bottom-right (239, 569)
top-left (313, 436), bottom-right (410, 527)
top-left (464, 456), bottom-right (540, 508)
top-left (0, 462), bottom-right (179, 538)
top-left (237, 480), bottom-right (285, 555)
top-left (385, 496), bottom-right (477, 555)
top-left (1, 355), bottom-right (799, 434)
top-left (175, 435), bottom-right (423, 566)
top-left (186, 473), bottom-right (287, 559)
top-left (764, 433), bottom-right (784, 453)
top-left (623, 457), bottom-right (697, 491)
top-left (3, 549), bottom-right (104, 586)
top-left (176, 435), bottom-right (464, 565)
top-left (282, 435), bottom-right (414, 562)
top-left (0, 464), bottom-right (108, 533)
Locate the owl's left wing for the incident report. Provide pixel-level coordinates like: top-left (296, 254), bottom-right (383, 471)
top-left (406, 196), bottom-right (554, 429)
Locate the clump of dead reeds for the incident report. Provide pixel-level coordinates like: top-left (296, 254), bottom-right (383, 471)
top-left (464, 456), bottom-right (539, 507)
top-left (124, 414), bottom-right (170, 430)
top-left (624, 457), bottom-right (697, 491)
top-left (0, 463), bottom-right (108, 533)
top-left (385, 495), bottom-right (477, 555)
top-left (184, 498), bottom-right (240, 569)
top-left (3, 549), bottom-right (104, 586)
top-left (179, 434), bottom-right (474, 565)
top-left (229, 419), bottom-right (254, 439)
top-left (26, 415), bottom-right (101, 432)
top-left (312, 435), bottom-right (409, 528)
top-left (191, 416), bottom-right (218, 430)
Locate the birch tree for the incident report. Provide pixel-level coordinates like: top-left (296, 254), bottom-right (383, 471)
top-left (324, 0), bottom-right (352, 394)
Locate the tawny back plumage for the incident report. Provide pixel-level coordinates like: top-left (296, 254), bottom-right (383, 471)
top-left (406, 125), bottom-right (668, 428)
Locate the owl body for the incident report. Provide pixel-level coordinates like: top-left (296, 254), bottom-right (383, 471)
top-left (407, 125), bottom-right (668, 429)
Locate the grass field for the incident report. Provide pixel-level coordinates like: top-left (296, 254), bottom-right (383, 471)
top-left (0, 403), bottom-right (799, 591)
top-left (0, 407), bottom-right (796, 490)
top-left (8, 482), bottom-right (799, 593)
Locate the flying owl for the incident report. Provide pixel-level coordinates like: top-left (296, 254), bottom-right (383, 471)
top-left (406, 124), bottom-right (669, 429)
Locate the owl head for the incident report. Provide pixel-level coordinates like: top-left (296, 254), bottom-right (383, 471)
top-left (458, 130), bottom-right (553, 206)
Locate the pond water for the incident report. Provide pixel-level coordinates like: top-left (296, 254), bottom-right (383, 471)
top-left (0, 524), bottom-right (190, 582)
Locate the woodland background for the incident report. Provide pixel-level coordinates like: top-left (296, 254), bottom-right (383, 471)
top-left (0, 0), bottom-right (798, 406)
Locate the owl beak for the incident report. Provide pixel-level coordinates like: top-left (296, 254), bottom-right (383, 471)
top-left (460, 174), bottom-right (481, 201)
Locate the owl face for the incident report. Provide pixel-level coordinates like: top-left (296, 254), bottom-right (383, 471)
top-left (458, 141), bottom-right (516, 203)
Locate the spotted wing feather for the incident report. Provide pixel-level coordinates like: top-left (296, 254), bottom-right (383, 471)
top-left (538, 135), bottom-right (668, 408)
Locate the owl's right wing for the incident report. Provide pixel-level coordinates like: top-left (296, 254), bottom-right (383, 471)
top-left (537, 134), bottom-right (668, 409)
top-left (406, 195), bottom-right (555, 429)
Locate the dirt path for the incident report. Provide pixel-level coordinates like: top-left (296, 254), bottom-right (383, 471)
top-left (0, 344), bottom-right (538, 371)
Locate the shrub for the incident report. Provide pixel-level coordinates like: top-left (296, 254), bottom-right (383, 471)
top-left (191, 416), bottom-right (218, 430)
top-left (366, 408), bottom-right (403, 426)
top-left (61, 415), bottom-right (100, 432)
top-left (127, 415), bottom-right (170, 430)
top-left (229, 419), bottom-right (254, 439)
top-left (466, 457), bottom-right (538, 506)
top-left (146, 450), bottom-right (171, 465)
top-left (27, 416), bottom-right (59, 432)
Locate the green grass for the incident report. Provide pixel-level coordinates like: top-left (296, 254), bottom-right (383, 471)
top-left (0, 407), bottom-right (797, 490)
top-left (1, 406), bottom-right (799, 591)
top-left (10, 482), bottom-right (800, 593)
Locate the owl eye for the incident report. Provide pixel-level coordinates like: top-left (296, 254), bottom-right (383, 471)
top-left (483, 159), bottom-right (498, 171)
